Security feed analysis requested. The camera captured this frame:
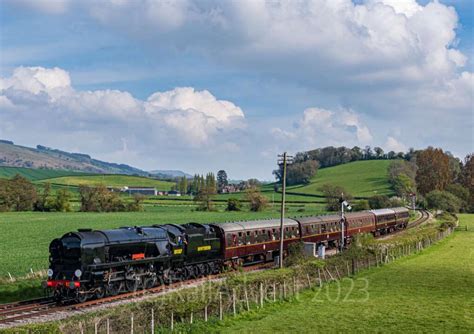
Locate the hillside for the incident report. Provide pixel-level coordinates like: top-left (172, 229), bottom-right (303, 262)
top-left (287, 160), bottom-right (394, 198)
top-left (0, 141), bottom-right (147, 175)
top-left (214, 160), bottom-right (394, 203)
top-left (0, 166), bottom-right (89, 181)
top-left (40, 175), bottom-right (174, 190)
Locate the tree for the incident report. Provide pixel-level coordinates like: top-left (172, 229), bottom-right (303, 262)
top-left (363, 146), bottom-right (373, 160)
top-left (368, 195), bottom-right (391, 209)
top-left (374, 147), bottom-right (384, 159)
top-left (34, 182), bottom-right (51, 211)
top-left (127, 194), bottom-right (145, 212)
top-left (392, 174), bottom-right (415, 198)
top-left (461, 154), bottom-right (474, 212)
top-left (194, 174), bottom-right (216, 211)
top-left (226, 198), bottom-right (242, 211)
top-left (79, 185), bottom-right (126, 212)
top-left (0, 179), bottom-right (13, 211)
top-left (273, 160), bottom-right (319, 185)
top-left (320, 184), bottom-right (353, 211)
top-left (425, 190), bottom-right (462, 213)
top-left (245, 187), bottom-right (268, 212)
top-left (53, 189), bottom-right (72, 212)
top-left (353, 200), bottom-right (370, 211)
top-left (10, 175), bottom-right (37, 211)
top-left (217, 170), bottom-right (228, 193)
top-left (416, 147), bottom-right (451, 195)
top-left (178, 177), bottom-right (188, 195)
top-left (446, 184), bottom-right (469, 212)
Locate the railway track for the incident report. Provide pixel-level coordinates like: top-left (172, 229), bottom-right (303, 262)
top-left (0, 262), bottom-right (271, 327)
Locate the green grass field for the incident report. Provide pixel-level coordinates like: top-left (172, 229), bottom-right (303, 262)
top-left (0, 166), bottom-right (88, 181)
top-left (196, 214), bottom-right (474, 333)
top-left (288, 160), bottom-right (394, 198)
top-left (38, 174), bottom-right (174, 190)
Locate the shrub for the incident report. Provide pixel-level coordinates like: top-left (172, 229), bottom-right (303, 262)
top-left (388, 196), bottom-right (404, 207)
top-left (226, 198), bottom-right (242, 211)
top-left (353, 200), bottom-right (370, 211)
top-left (245, 187), bottom-right (268, 212)
top-left (320, 184), bottom-right (353, 211)
top-left (368, 194), bottom-right (390, 209)
top-left (425, 190), bottom-right (462, 213)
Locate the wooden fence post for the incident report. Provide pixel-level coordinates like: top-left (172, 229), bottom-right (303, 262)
top-left (171, 312), bottom-right (174, 331)
top-left (106, 318), bottom-right (110, 334)
top-left (244, 287), bottom-right (250, 311)
top-left (306, 274), bottom-right (311, 287)
top-left (151, 308), bottom-right (154, 334)
top-left (232, 289), bottom-right (236, 316)
top-left (260, 282), bottom-right (264, 307)
top-left (318, 269), bottom-right (322, 287)
top-left (273, 283), bottom-right (276, 301)
top-left (204, 305), bottom-right (208, 322)
top-left (130, 314), bottom-right (134, 334)
top-left (219, 292), bottom-right (223, 320)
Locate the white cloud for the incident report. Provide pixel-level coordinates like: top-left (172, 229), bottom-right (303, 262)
top-left (272, 106), bottom-right (373, 149)
top-left (0, 66), bottom-right (246, 153)
top-left (384, 136), bottom-right (407, 153)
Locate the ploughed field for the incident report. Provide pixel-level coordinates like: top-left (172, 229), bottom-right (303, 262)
top-left (195, 214), bottom-right (474, 333)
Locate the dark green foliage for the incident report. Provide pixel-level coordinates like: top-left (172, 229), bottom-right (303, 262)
top-left (425, 190), bottom-right (462, 213)
top-left (273, 160), bottom-right (319, 185)
top-left (353, 199), bottom-right (370, 211)
top-left (0, 175), bottom-right (37, 211)
top-left (52, 189), bottom-right (72, 212)
top-left (226, 198), bottom-right (242, 211)
top-left (245, 187), bottom-right (268, 211)
top-left (416, 147), bottom-right (451, 195)
top-left (368, 194), bottom-right (391, 209)
top-left (217, 170), bottom-right (228, 193)
top-left (320, 184), bottom-right (352, 211)
top-left (79, 185), bottom-right (131, 212)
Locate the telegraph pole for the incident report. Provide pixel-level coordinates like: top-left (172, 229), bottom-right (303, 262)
top-left (278, 152), bottom-right (293, 268)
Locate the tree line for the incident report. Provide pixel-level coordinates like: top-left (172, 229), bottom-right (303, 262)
top-left (319, 147), bottom-right (473, 213)
top-left (273, 145), bottom-right (423, 186)
top-left (0, 175), bottom-right (71, 212)
top-left (78, 185), bottom-right (144, 212)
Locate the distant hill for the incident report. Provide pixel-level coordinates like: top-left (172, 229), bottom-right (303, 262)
top-left (0, 141), bottom-right (147, 175)
top-left (0, 166), bottom-right (89, 181)
top-left (149, 170), bottom-right (192, 179)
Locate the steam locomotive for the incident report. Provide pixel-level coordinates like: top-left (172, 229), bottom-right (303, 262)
top-left (46, 207), bottom-right (409, 302)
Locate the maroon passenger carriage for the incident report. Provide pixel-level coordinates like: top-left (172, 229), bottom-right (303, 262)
top-left (211, 207), bottom-right (410, 266)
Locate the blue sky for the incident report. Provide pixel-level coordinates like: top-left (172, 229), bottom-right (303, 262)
top-left (0, 0), bottom-right (472, 180)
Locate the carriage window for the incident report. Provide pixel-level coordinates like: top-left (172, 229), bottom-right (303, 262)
top-left (322, 224), bottom-right (326, 233)
top-left (246, 231), bottom-right (250, 236)
top-left (238, 232), bottom-right (242, 237)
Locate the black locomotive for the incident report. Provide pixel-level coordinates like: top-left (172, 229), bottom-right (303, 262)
top-left (46, 207), bottom-right (409, 302)
top-left (47, 223), bottom-right (222, 302)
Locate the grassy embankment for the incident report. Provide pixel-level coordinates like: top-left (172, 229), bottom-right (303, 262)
top-left (192, 214), bottom-right (474, 333)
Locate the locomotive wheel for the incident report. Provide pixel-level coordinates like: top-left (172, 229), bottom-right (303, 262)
top-left (107, 282), bottom-right (121, 296)
top-left (95, 287), bottom-right (106, 299)
top-left (76, 289), bottom-right (89, 303)
top-left (144, 276), bottom-right (157, 289)
top-left (125, 279), bottom-right (139, 292)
